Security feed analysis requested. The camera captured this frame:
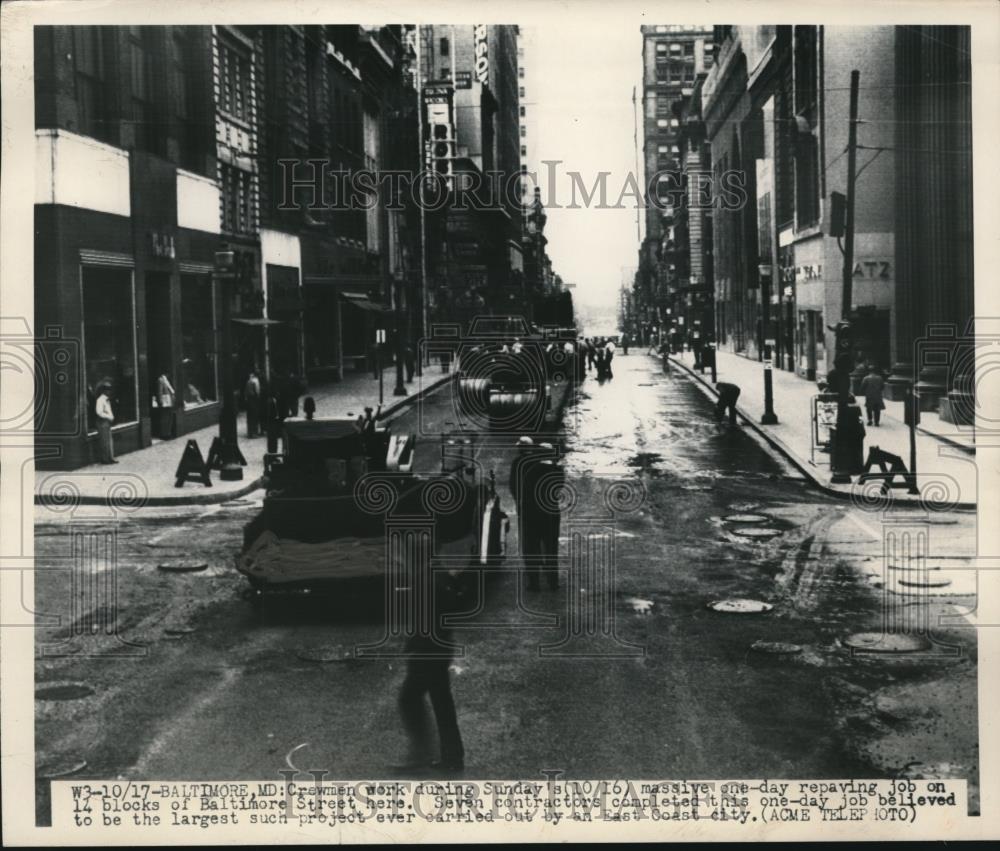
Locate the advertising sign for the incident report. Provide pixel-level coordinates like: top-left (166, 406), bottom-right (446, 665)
top-left (473, 24), bottom-right (490, 85)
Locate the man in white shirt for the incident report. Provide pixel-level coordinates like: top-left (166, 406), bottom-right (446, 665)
top-left (95, 385), bottom-right (117, 464)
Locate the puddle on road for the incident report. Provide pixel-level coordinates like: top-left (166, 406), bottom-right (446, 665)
top-left (36, 683), bottom-right (95, 701)
top-left (708, 598), bottom-right (774, 614)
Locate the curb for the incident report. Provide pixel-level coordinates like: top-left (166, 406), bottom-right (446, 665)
top-left (34, 475), bottom-right (266, 509)
top-left (375, 371), bottom-right (454, 422)
top-left (35, 374), bottom-right (457, 509)
top-left (661, 354), bottom-right (976, 511)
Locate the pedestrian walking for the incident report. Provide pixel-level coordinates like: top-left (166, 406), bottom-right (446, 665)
top-left (95, 384), bottom-right (118, 464)
top-left (714, 382), bottom-right (741, 426)
top-left (595, 346), bottom-right (607, 379)
top-left (396, 569), bottom-right (466, 773)
top-left (860, 364), bottom-right (886, 427)
top-left (284, 371), bottom-right (304, 418)
top-left (604, 338), bottom-right (616, 378)
top-left (405, 344), bottom-right (416, 383)
top-left (622, 333), bottom-right (630, 356)
top-left (244, 369), bottom-right (261, 437)
top-left (586, 338), bottom-right (596, 373)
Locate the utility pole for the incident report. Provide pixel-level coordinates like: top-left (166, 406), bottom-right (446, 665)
top-left (415, 26), bottom-right (428, 377)
top-left (830, 69), bottom-right (861, 484)
top-left (842, 69), bottom-right (860, 325)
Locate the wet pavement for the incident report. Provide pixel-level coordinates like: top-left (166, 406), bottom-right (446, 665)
top-left (33, 353), bottom-right (980, 822)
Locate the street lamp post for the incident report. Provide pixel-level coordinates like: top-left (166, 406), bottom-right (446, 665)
top-left (393, 280), bottom-right (407, 396)
top-left (761, 276), bottom-right (778, 425)
top-left (376, 327), bottom-right (385, 406)
top-left (905, 376), bottom-right (920, 494)
top-left (214, 248), bottom-right (245, 481)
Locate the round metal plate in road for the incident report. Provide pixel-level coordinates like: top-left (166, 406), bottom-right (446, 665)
top-left (730, 527), bottom-right (783, 539)
top-left (36, 682), bottom-right (95, 701)
top-left (750, 640), bottom-right (803, 655)
top-left (158, 562), bottom-right (209, 573)
top-left (898, 577), bottom-right (953, 589)
top-left (296, 645), bottom-right (355, 663)
top-left (843, 632), bottom-right (932, 653)
top-left (708, 599), bottom-right (774, 614)
top-left (37, 758), bottom-right (88, 779)
top-left (723, 513), bottom-right (771, 524)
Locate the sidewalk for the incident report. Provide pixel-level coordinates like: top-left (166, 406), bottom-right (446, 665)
top-left (34, 363), bottom-right (454, 507)
top-left (665, 349), bottom-right (977, 508)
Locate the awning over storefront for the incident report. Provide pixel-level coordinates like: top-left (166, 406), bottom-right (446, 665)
top-left (232, 317), bottom-right (286, 326)
top-left (341, 292), bottom-right (390, 314)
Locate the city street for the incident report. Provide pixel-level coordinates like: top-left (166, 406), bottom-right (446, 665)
top-left (34, 354), bottom-right (979, 819)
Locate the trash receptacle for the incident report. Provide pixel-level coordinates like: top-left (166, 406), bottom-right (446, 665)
top-left (831, 404), bottom-right (866, 476)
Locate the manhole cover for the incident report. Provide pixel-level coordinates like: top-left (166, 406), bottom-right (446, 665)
top-left (730, 527), bottom-right (783, 539)
top-left (723, 513), bottom-right (771, 524)
top-left (750, 640), bottom-right (803, 655)
top-left (843, 632), bottom-right (932, 653)
top-left (158, 562), bottom-right (209, 573)
top-left (708, 599), bottom-right (773, 614)
top-left (36, 683), bottom-right (95, 701)
top-left (296, 645), bottom-right (354, 663)
top-left (898, 577), bottom-right (953, 589)
top-left (164, 626), bottom-right (196, 636)
top-left (37, 758), bottom-right (87, 779)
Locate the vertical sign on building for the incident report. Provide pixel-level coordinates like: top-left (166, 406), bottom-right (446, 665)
top-left (473, 24), bottom-right (490, 87)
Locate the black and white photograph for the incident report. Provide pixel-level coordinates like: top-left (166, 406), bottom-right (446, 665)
top-left (2, 0), bottom-right (999, 844)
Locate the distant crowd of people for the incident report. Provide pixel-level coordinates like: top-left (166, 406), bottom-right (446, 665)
top-left (578, 335), bottom-right (623, 380)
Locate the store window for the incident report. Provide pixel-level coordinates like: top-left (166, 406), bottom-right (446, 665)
top-left (83, 266), bottom-right (137, 432)
top-left (180, 274), bottom-right (218, 408)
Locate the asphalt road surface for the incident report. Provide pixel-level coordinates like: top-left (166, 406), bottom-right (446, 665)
top-left (34, 354), bottom-right (979, 822)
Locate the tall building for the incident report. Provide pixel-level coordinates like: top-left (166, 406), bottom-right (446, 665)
top-left (635, 24), bottom-right (715, 344)
top-left (417, 24), bottom-right (525, 325)
top-left (701, 25), bottom-right (972, 404)
top-left (33, 24), bottom-right (419, 470)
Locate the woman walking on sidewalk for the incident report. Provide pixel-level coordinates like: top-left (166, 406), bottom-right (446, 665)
top-left (860, 365), bottom-right (886, 427)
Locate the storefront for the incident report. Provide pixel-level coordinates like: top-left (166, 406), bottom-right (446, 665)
top-left (789, 234), bottom-right (825, 382)
top-left (34, 151), bottom-right (226, 469)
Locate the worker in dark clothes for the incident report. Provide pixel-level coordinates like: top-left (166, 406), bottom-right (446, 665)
top-left (509, 436), bottom-right (537, 574)
top-left (512, 440), bottom-right (562, 591)
top-left (714, 382), bottom-right (741, 426)
top-left (396, 568), bottom-right (466, 774)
